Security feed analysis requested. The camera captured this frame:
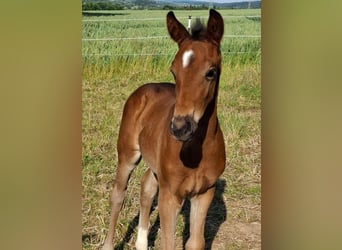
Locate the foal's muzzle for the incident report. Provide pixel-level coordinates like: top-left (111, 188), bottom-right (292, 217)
top-left (170, 115), bottom-right (198, 141)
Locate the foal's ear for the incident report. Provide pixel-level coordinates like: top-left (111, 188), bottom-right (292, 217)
top-left (167, 11), bottom-right (189, 46)
top-left (207, 9), bottom-right (224, 45)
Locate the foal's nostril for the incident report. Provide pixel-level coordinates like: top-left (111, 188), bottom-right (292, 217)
top-left (171, 116), bottom-right (186, 130)
top-left (170, 116), bottom-right (197, 141)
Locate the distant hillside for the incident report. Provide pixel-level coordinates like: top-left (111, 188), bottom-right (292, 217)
top-left (159, 0), bottom-right (261, 9)
top-left (82, 0), bottom-right (261, 10)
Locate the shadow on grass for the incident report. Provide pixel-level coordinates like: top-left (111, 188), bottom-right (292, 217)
top-left (113, 196), bottom-right (159, 250)
top-left (114, 179), bottom-right (227, 249)
top-left (114, 214), bottom-right (139, 250)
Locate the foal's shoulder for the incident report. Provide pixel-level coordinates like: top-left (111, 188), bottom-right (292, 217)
top-left (140, 82), bottom-right (175, 92)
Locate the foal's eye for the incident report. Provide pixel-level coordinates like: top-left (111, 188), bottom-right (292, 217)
top-left (205, 68), bottom-right (217, 81)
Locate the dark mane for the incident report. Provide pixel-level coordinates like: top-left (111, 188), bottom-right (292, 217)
top-left (190, 18), bottom-right (207, 40)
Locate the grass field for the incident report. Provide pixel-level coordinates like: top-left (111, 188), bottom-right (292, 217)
top-left (82, 9), bottom-right (261, 249)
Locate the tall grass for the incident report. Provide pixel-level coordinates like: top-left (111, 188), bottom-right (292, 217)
top-left (82, 9), bottom-right (260, 69)
top-left (82, 9), bottom-right (261, 250)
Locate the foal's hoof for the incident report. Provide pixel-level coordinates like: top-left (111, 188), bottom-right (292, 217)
top-left (100, 243), bottom-right (113, 250)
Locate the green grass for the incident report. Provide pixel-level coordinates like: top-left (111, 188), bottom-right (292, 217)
top-left (82, 9), bottom-right (261, 67)
top-left (82, 9), bottom-right (260, 249)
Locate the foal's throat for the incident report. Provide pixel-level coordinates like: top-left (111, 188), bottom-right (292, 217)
top-left (179, 99), bottom-right (218, 168)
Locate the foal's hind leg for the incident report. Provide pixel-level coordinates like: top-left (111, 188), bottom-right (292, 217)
top-left (135, 169), bottom-right (158, 250)
top-left (101, 148), bottom-right (141, 250)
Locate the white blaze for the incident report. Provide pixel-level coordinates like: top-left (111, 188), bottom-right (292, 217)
top-left (182, 49), bottom-right (194, 68)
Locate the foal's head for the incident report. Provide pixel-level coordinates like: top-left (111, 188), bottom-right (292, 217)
top-left (167, 10), bottom-right (224, 142)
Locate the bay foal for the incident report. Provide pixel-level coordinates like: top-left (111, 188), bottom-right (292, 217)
top-left (102, 9), bottom-right (226, 250)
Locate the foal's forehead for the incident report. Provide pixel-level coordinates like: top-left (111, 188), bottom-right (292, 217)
top-left (182, 50), bottom-right (194, 68)
top-left (174, 41), bottom-right (220, 69)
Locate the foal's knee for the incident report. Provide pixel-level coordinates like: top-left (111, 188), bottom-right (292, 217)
top-left (110, 182), bottom-right (126, 206)
top-left (140, 171), bottom-right (158, 203)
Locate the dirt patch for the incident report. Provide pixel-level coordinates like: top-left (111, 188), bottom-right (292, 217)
top-left (204, 195), bottom-right (261, 250)
top-left (207, 221), bottom-right (260, 250)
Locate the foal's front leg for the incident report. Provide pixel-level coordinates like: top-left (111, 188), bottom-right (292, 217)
top-left (185, 186), bottom-right (215, 250)
top-left (158, 187), bottom-right (183, 250)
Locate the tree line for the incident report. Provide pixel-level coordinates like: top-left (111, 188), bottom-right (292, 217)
top-left (82, 1), bottom-right (124, 11)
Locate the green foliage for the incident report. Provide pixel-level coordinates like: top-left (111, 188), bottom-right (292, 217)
top-left (82, 1), bottom-right (124, 11)
top-left (162, 4), bottom-right (212, 10)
